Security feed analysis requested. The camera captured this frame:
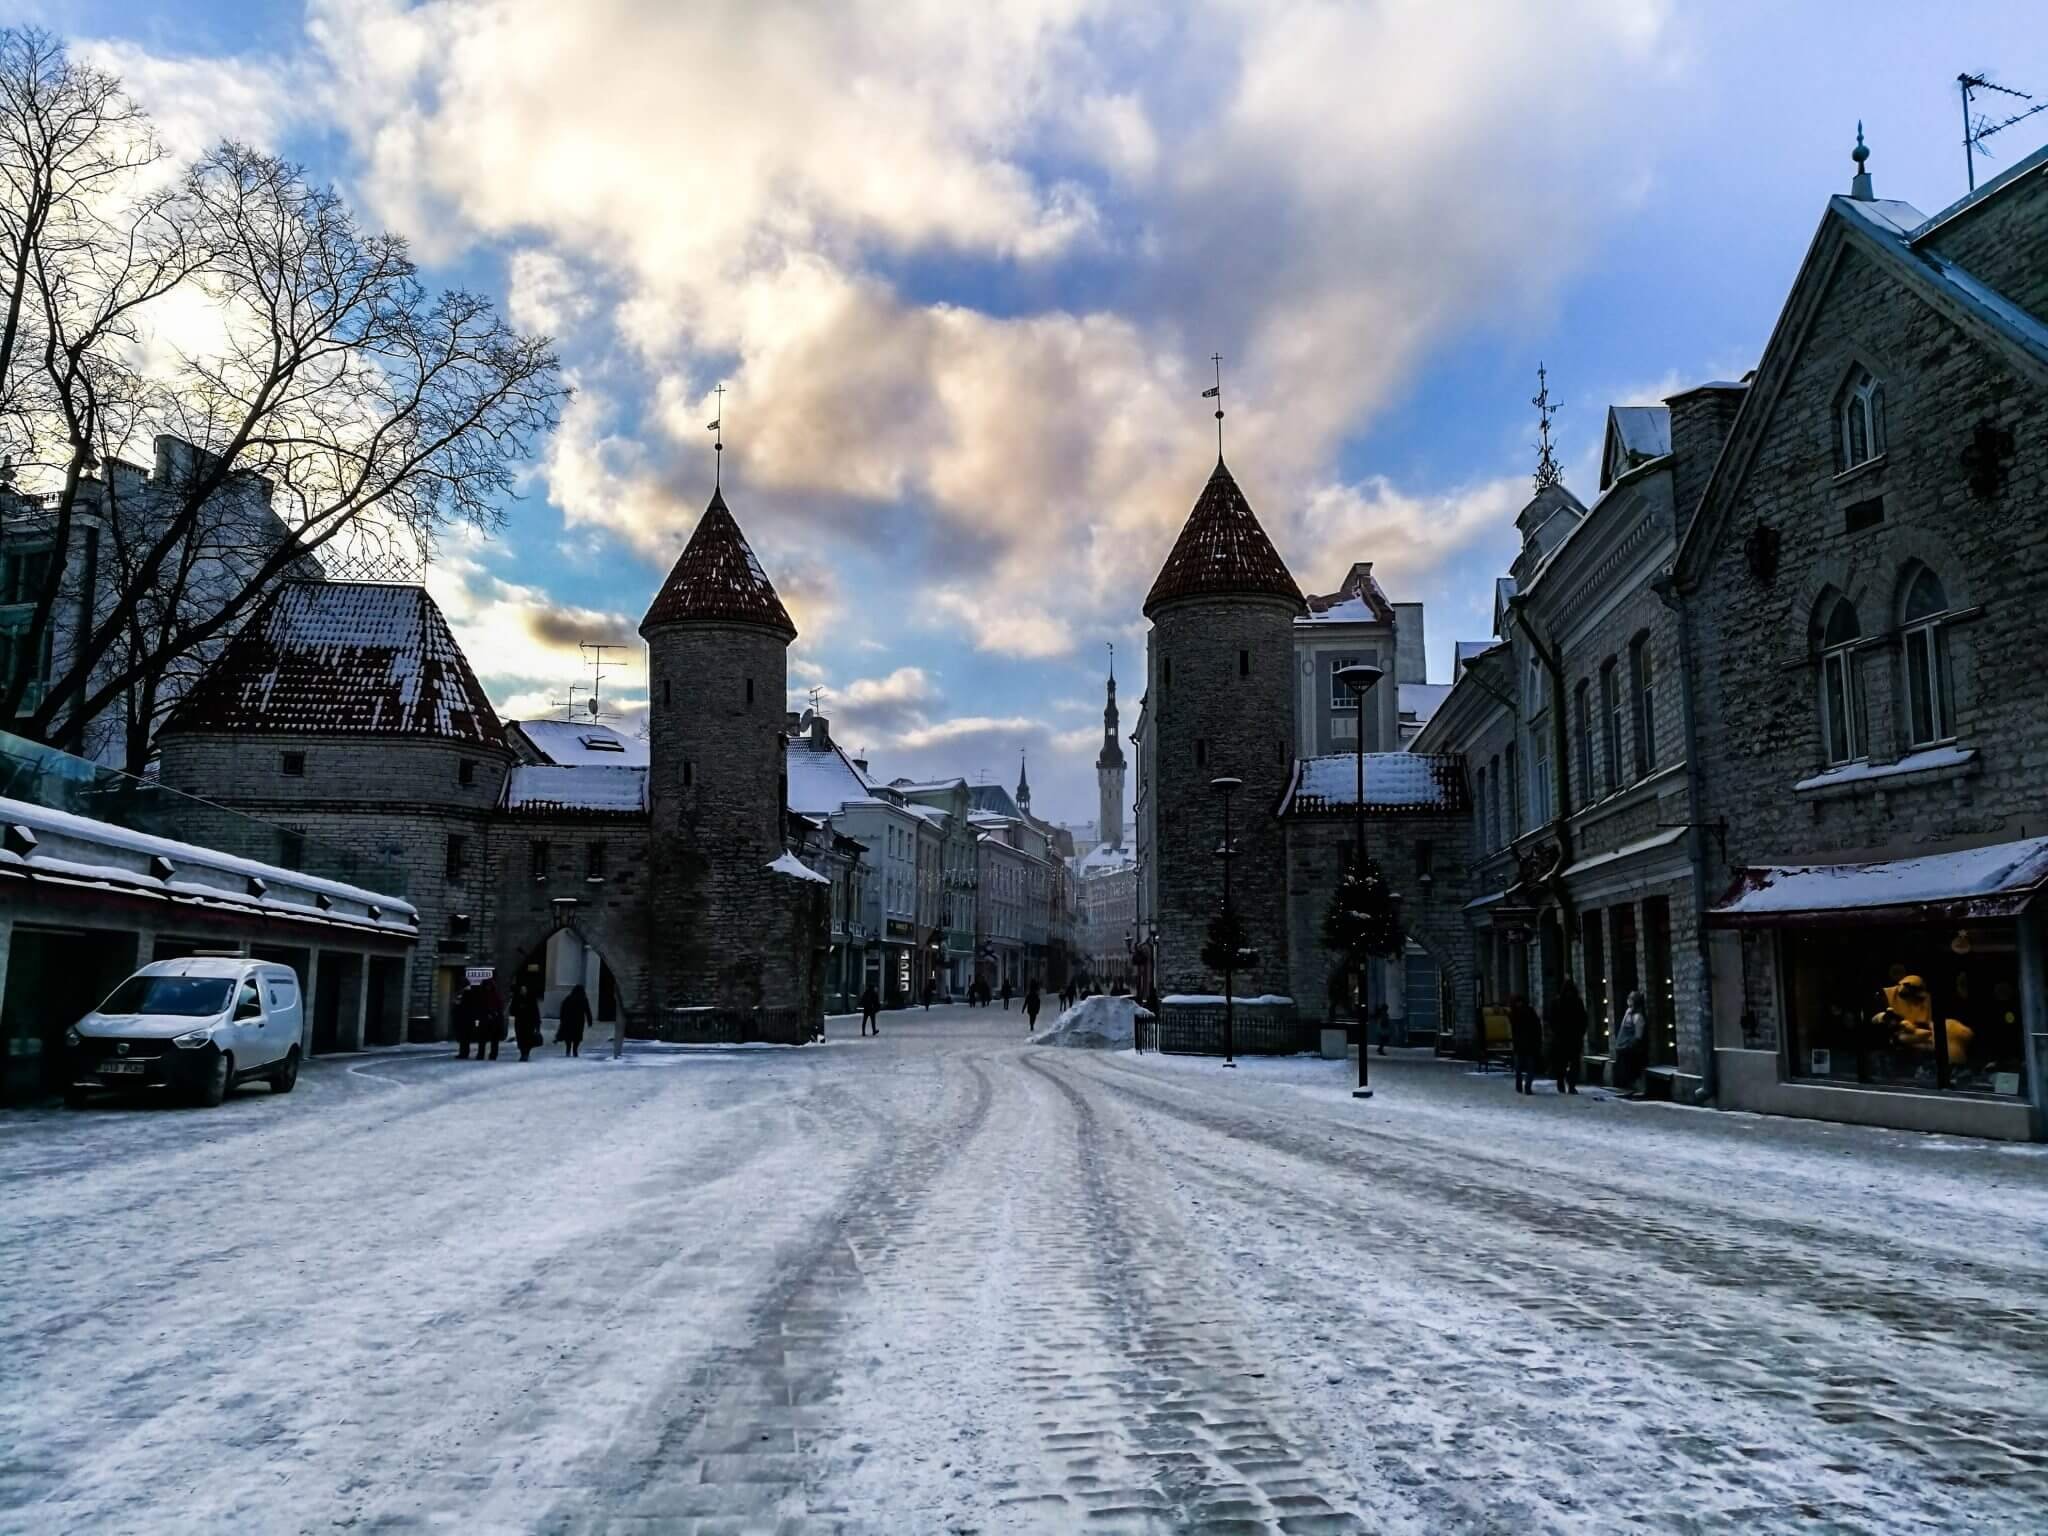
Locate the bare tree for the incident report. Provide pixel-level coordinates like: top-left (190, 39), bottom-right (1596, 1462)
top-left (0, 29), bottom-right (565, 769)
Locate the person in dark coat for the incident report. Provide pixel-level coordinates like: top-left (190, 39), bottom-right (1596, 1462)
top-left (1000, 978), bottom-right (1013, 1012)
top-left (1024, 982), bottom-right (1042, 1032)
top-left (923, 979), bottom-right (934, 1010)
top-left (1509, 994), bottom-right (1543, 1095)
top-left (1546, 976), bottom-right (1589, 1094)
top-left (860, 983), bottom-right (881, 1037)
top-left (453, 983), bottom-right (476, 1059)
top-left (476, 979), bottom-right (504, 1060)
top-left (512, 986), bottom-right (544, 1061)
top-left (557, 984), bottom-right (590, 1057)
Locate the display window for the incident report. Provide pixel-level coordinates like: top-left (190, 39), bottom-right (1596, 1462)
top-left (1781, 923), bottom-right (2027, 1097)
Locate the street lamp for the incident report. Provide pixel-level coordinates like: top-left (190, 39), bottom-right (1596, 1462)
top-left (1333, 662), bottom-right (1384, 1099)
top-left (1211, 774), bottom-right (1242, 1068)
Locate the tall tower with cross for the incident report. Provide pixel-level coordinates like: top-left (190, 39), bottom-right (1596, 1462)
top-left (1097, 642), bottom-right (1126, 849)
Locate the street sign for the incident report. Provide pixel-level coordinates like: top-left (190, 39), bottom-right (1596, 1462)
top-left (464, 967), bottom-right (495, 984)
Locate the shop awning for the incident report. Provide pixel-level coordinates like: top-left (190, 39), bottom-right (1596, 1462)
top-left (1709, 835), bottom-right (2048, 926)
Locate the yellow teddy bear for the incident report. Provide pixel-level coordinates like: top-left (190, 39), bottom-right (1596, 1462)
top-left (1876, 975), bottom-right (1973, 1065)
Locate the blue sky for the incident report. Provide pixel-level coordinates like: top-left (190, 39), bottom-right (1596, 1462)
top-left (27, 0), bottom-right (2048, 822)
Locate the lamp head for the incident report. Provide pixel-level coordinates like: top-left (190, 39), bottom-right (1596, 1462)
top-left (1209, 775), bottom-right (1243, 795)
top-left (1334, 662), bottom-right (1384, 694)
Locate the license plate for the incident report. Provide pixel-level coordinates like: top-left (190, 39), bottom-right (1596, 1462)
top-left (100, 1061), bottom-right (145, 1075)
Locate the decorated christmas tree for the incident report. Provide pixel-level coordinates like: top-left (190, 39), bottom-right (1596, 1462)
top-left (1201, 909), bottom-right (1256, 980)
top-left (1323, 858), bottom-right (1403, 970)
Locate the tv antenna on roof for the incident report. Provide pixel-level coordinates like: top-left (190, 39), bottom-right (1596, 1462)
top-left (552, 683), bottom-right (587, 721)
top-left (580, 642), bottom-right (627, 719)
top-left (1959, 72), bottom-right (2048, 192)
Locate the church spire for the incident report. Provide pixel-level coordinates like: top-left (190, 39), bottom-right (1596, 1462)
top-left (1016, 749), bottom-right (1031, 815)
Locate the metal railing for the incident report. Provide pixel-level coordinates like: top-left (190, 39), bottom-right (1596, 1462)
top-left (1155, 998), bottom-right (1312, 1056)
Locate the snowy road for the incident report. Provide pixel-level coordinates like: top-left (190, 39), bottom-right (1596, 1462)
top-left (4, 1004), bottom-right (2046, 1534)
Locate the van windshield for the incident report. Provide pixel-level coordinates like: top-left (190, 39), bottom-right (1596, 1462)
top-left (97, 976), bottom-right (235, 1018)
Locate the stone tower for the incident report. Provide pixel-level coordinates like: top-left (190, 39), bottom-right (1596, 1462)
top-left (641, 484), bottom-right (799, 1014)
top-left (1143, 457), bottom-right (1302, 998)
top-left (1096, 657), bottom-right (1126, 848)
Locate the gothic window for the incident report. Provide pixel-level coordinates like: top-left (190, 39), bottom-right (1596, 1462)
top-left (1574, 679), bottom-right (1594, 803)
top-left (1601, 659), bottom-right (1623, 792)
top-left (1900, 565), bottom-right (1954, 747)
top-left (1629, 633), bottom-right (1657, 778)
top-left (1817, 593), bottom-right (1866, 765)
top-left (1838, 366), bottom-right (1886, 471)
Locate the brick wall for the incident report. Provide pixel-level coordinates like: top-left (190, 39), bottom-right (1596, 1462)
top-left (1147, 594), bottom-right (1298, 999)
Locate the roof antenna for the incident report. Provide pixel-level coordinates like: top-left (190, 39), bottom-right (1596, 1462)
top-left (1202, 353), bottom-right (1224, 459)
top-left (706, 382), bottom-right (726, 489)
top-left (1532, 362), bottom-right (1564, 493)
top-left (1959, 72), bottom-right (2047, 193)
top-left (580, 641), bottom-right (625, 718)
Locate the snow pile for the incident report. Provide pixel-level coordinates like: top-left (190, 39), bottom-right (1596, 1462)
top-left (1031, 995), bottom-right (1152, 1050)
top-left (766, 850), bottom-right (830, 884)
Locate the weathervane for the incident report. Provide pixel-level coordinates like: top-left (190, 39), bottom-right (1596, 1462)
top-left (707, 383), bottom-right (726, 487)
top-left (1202, 353), bottom-right (1225, 457)
top-left (1532, 362), bottom-right (1564, 492)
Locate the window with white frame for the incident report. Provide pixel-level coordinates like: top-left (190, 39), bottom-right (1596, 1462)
top-left (1505, 742), bottom-right (1520, 838)
top-left (1838, 366), bottom-right (1886, 471)
top-left (1601, 658), bottom-right (1623, 793)
top-left (1818, 594), bottom-right (1866, 765)
top-left (1574, 679), bottom-right (1594, 803)
top-left (1329, 655), bottom-right (1362, 710)
top-left (1900, 566), bottom-right (1954, 747)
top-left (1531, 730), bottom-right (1552, 826)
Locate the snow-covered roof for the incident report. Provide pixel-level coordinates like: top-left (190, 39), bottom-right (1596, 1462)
top-left (0, 793), bottom-right (417, 935)
top-left (1711, 835), bottom-right (2048, 925)
top-left (165, 581), bottom-right (504, 745)
top-left (640, 486), bottom-right (796, 637)
top-left (1299, 561), bottom-right (1396, 626)
top-left (1397, 682), bottom-right (1450, 727)
top-left (1279, 753), bottom-right (1468, 816)
top-left (1075, 841), bottom-right (1135, 876)
top-left (1602, 405), bottom-right (1672, 490)
top-left (501, 764), bottom-right (647, 815)
top-left (785, 734), bottom-right (872, 816)
top-left (1144, 458), bottom-right (1304, 616)
top-left (767, 850), bottom-right (830, 885)
top-left (514, 719), bottom-right (648, 767)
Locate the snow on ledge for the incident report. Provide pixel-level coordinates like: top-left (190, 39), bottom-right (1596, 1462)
top-left (1713, 835), bottom-right (2048, 921)
top-left (766, 851), bottom-right (831, 884)
top-left (1793, 744), bottom-right (1976, 795)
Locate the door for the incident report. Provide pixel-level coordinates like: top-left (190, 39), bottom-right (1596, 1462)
top-left (228, 973), bottom-right (268, 1074)
top-left (260, 973), bottom-right (299, 1068)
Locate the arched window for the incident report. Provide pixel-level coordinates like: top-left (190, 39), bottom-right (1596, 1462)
top-left (1818, 594), bottom-right (1865, 765)
top-left (1900, 566), bottom-right (1954, 747)
top-left (1838, 367), bottom-right (1886, 471)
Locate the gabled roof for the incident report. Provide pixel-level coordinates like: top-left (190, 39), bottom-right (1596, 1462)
top-left (513, 718), bottom-right (648, 767)
top-left (785, 732), bottom-right (873, 816)
top-left (1678, 163), bottom-right (2048, 587)
top-left (1300, 560), bottom-right (1396, 625)
top-left (640, 487), bottom-right (796, 637)
top-left (1601, 406), bottom-right (1671, 490)
top-left (1144, 458), bottom-right (1304, 617)
top-left (1278, 753), bottom-right (1469, 816)
top-left (164, 581), bottom-right (505, 745)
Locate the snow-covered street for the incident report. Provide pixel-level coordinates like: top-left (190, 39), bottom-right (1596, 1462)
top-left (4, 1004), bottom-right (2046, 1535)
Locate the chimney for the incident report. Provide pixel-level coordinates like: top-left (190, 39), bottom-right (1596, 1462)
top-left (809, 714), bottom-right (830, 748)
top-left (1664, 381), bottom-right (1749, 539)
top-left (852, 755), bottom-right (869, 777)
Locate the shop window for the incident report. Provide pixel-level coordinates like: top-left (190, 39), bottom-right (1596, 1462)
top-left (1582, 912), bottom-right (1608, 1052)
top-left (1899, 565), bottom-right (1954, 747)
top-left (1817, 592), bottom-right (1865, 765)
top-left (1782, 923), bottom-right (2025, 1096)
top-left (1837, 366), bottom-right (1886, 471)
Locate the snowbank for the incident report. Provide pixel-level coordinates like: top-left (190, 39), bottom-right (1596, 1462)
top-left (1031, 994), bottom-right (1153, 1050)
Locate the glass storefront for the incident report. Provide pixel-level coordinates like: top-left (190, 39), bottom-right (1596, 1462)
top-left (1782, 922), bottom-right (2028, 1097)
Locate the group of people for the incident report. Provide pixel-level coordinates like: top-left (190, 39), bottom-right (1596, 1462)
top-left (1506, 977), bottom-right (1651, 1097)
top-left (453, 978), bottom-right (591, 1061)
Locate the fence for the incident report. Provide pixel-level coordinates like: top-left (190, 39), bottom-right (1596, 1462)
top-left (1154, 997), bottom-right (1312, 1056)
top-left (651, 1005), bottom-right (813, 1046)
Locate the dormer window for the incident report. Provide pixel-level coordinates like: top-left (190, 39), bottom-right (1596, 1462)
top-left (577, 734), bottom-right (625, 753)
top-left (1838, 367), bottom-right (1886, 471)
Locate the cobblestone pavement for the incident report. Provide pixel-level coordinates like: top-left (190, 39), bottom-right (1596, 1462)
top-left (3, 1006), bottom-right (2044, 1534)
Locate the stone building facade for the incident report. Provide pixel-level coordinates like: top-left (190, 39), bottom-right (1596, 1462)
top-left (1671, 141), bottom-right (2048, 1138)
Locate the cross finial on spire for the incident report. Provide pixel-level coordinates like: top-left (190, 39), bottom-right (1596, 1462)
top-left (1107, 639), bottom-right (1115, 683)
top-left (1849, 121), bottom-right (1874, 200)
top-left (707, 383), bottom-right (726, 487)
top-left (1532, 362), bottom-right (1564, 492)
top-left (1202, 353), bottom-right (1225, 458)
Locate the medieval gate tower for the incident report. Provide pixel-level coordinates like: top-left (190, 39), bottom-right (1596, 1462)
top-left (1143, 457), bottom-right (1302, 998)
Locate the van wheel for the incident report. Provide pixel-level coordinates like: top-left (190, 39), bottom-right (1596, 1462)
top-left (197, 1052), bottom-right (231, 1108)
top-left (271, 1047), bottom-right (300, 1094)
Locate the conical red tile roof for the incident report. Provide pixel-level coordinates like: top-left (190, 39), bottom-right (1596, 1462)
top-left (1143, 458), bottom-right (1304, 617)
top-left (640, 487), bottom-right (797, 638)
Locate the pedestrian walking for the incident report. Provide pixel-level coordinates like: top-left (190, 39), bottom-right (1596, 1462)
top-left (1000, 978), bottom-right (1012, 1012)
top-left (1546, 976), bottom-right (1589, 1094)
top-left (557, 983), bottom-right (590, 1058)
top-left (453, 982), bottom-right (476, 1059)
top-left (1509, 994), bottom-right (1543, 1095)
top-left (1613, 989), bottom-right (1650, 1096)
top-left (512, 986), bottom-right (544, 1061)
top-left (477, 979), bottom-right (504, 1060)
top-left (860, 983), bottom-right (881, 1037)
top-left (923, 979), bottom-right (934, 1011)
top-left (1024, 981), bottom-right (1041, 1032)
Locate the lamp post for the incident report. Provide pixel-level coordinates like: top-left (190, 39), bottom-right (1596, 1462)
top-left (1211, 775), bottom-right (1242, 1067)
top-left (1333, 662), bottom-right (1384, 1099)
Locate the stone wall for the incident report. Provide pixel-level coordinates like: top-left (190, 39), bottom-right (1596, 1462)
top-left (486, 813), bottom-right (652, 1027)
top-left (1146, 593), bottom-right (1299, 999)
top-left (1684, 235), bottom-right (2048, 1052)
top-left (1918, 164), bottom-right (2048, 319)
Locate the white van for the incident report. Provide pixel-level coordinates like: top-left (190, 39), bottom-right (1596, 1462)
top-left (66, 957), bottom-right (304, 1108)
